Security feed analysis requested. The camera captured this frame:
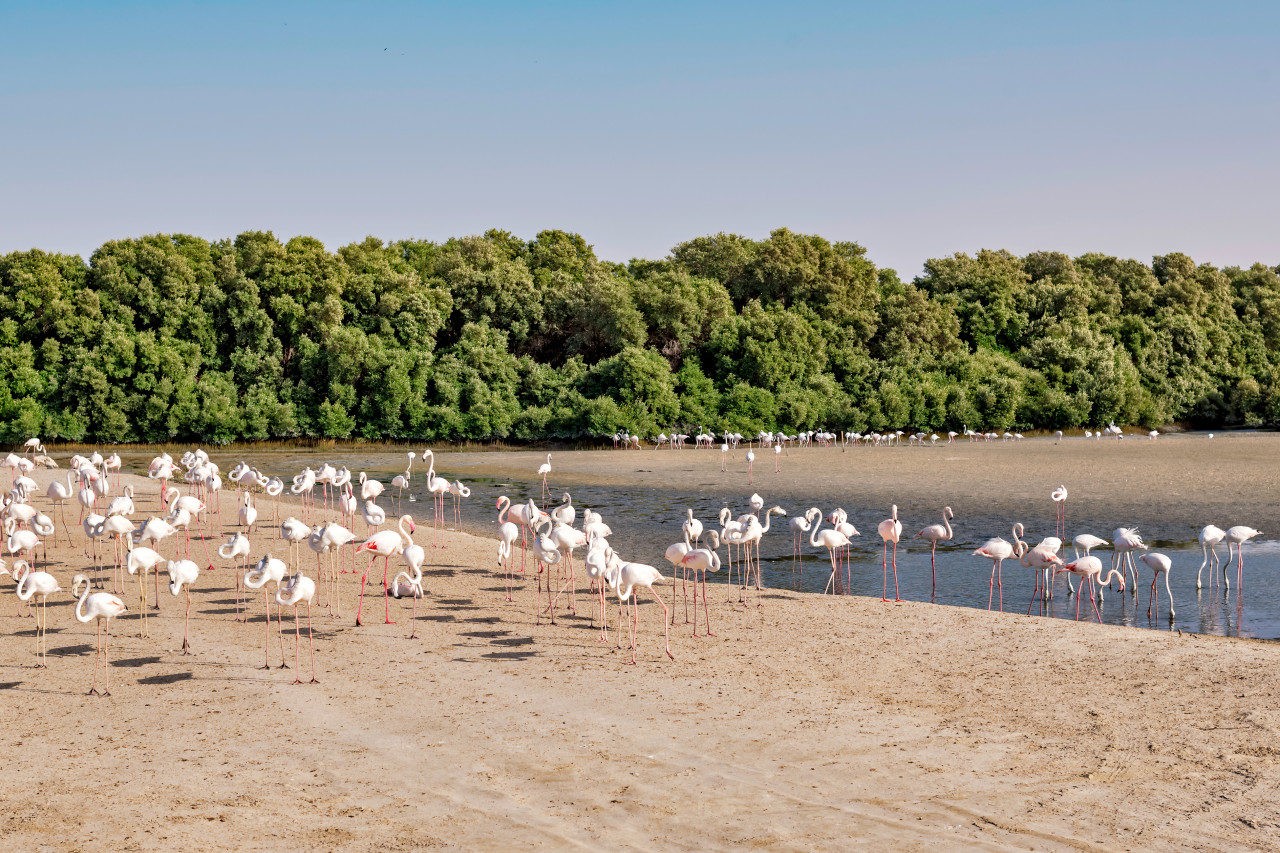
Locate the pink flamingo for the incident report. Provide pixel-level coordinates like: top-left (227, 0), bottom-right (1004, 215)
top-left (166, 559), bottom-right (200, 654)
top-left (1056, 557), bottom-right (1125, 621)
top-left (807, 508), bottom-right (853, 595)
top-left (973, 524), bottom-right (1026, 611)
top-left (277, 572), bottom-right (319, 683)
top-left (245, 554), bottom-right (290, 669)
top-left (745, 446), bottom-right (756, 485)
top-left (678, 530), bottom-right (721, 638)
top-left (496, 519), bottom-right (520, 602)
top-left (73, 573), bottom-right (127, 696)
top-left (1196, 525), bottom-right (1225, 590)
top-left (537, 454), bottom-right (552, 501)
top-left (1223, 525), bottom-right (1261, 590)
top-left (913, 506), bottom-right (954, 597)
top-left (877, 504), bottom-right (903, 602)
top-left (1051, 485), bottom-right (1067, 540)
top-left (604, 556), bottom-right (673, 665)
top-left (354, 514), bottom-right (415, 626)
top-left (1138, 553), bottom-right (1174, 620)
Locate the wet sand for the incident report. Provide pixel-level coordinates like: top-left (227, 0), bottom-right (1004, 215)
top-left (2, 436), bottom-right (1279, 851)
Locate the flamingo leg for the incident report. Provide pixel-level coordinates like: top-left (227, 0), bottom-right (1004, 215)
top-left (261, 590), bottom-right (272, 669)
top-left (891, 541), bottom-right (900, 601)
top-left (382, 556), bottom-right (395, 624)
top-left (291, 604), bottom-right (303, 684)
top-left (182, 589), bottom-right (192, 654)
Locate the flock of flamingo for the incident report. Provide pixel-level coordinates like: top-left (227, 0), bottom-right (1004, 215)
top-left (0, 436), bottom-right (1263, 695)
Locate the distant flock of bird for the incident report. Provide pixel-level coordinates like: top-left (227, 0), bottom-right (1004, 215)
top-left (0, 435), bottom-right (1259, 695)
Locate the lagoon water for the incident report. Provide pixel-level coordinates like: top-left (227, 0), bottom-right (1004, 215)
top-left (112, 440), bottom-right (1280, 640)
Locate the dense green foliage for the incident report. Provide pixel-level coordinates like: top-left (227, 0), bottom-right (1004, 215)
top-left (1, 229), bottom-right (1277, 443)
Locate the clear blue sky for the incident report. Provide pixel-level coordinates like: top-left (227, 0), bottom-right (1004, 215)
top-left (1, 1), bottom-right (1276, 277)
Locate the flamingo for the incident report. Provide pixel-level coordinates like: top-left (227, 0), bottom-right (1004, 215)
top-left (726, 506), bottom-right (785, 606)
top-left (529, 516), bottom-right (562, 622)
top-left (788, 511), bottom-right (812, 590)
top-left (358, 471), bottom-right (384, 504)
top-left (877, 505), bottom-right (903, 602)
top-left (280, 516), bottom-right (312, 572)
top-left (745, 446), bottom-right (756, 484)
top-left (124, 543), bottom-right (165, 636)
top-left (447, 480), bottom-right (471, 527)
top-left (1051, 485), bottom-right (1067, 540)
top-left (1196, 524), bottom-right (1226, 590)
top-left (354, 514), bottom-right (415, 626)
top-left (265, 476), bottom-right (285, 524)
top-left (1223, 525), bottom-right (1261, 590)
top-left (238, 492), bottom-right (258, 534)
top-left (584, 533), bottom-right (615, 640)
top-left (496, 518), bottom-right (520, 602)
top-left (1021, 542), bottom-right (1064, 615)
top-left (44, 472), bottom-right (77, 545)
top-left (808, 508), bottom-right (853, 596)
top-left (682, 508), bottom-right (703, 548)
top-left (101, 514), bottom-right (135, 594)
top-left (73, 573), bottom-right (126, 696)
top-left (218, 531), bottom-right (252, 621)
top-left (316, 522), bottom-right (357, 617)
top-left (5, 516), bottom-right (44, 569)
top-left (1112, 527), bottom-right (1148, 593)
top-left (550, 492), bottom-right (576, 527)
top-left (1056, 557), bottom-right (1126, 621)
top-left (547, 520), bottom-right (588, 621)
top-left (362, 499), bottom-right (386, 537)
top-left (392, 546), bottom-right (426, 638)
top-left (82, 512), bottom-right (107, 587)
top-left (1138, 553), bottom-right (1175, 620)
top-left (167, 559), bottom-right (200, 654)
top-left (14, 562), bottom-right (60, 666)
top-left (277, 571), bottom-right (319, 683)
top-left (678, 530), bottom-right (721, 637)
top-left (774, 443), bottom-right (781, 473)
top-left (1064, 533), bottom-right (1109, 597)
top-left (424, 465), bottom-right (451, 547)
top-left (914, 506), bottom-right (954, 596)
top-left (604, 556), bottom-right (673, 665)
top-left (245, 554), bottom-right (290, 668)
top-left (167, 504), bottom-right (214, 570)
top-left (974, 527), bottom-right (1026, 611)
top-left (664, 532), bottom-right (692, 622)
top-left (537, 453), bottom-right (552, 500)
top-left (496, 496), bottom-right (545, 575)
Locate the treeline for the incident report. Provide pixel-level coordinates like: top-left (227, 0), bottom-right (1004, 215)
top-left (1, 228), bottom-right (1278, 444)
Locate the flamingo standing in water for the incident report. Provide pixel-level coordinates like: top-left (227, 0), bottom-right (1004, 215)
top-left (877, 505), bottom-right (903, 602)
top-left (537, 454), bottom-right (552, 501)
top-left (678, 530), bottom-right (721, 638)
top-left (1223, 525), bottom-right (1261, 590)
top-left (807, 508), bottom-right (853, 595)
top-left (789, 511), bottom-right (813, 590)
top-left (1138, 553), bottom-right (1175, 620)
top-left (974, 526), bottom-right (1026, 611)
top-left (1056, 557), bottom-right (1125, 621)
top-left (914, 506), bottom-right (954, 596)
top-left (1051, 486), bottom-right (1068, 540)
top-left (1064, 533), bottom-right (1109, 597)
top-left (354, 514), bottom-right (415, 626)
top-left (1196, 525), bottom-right (1226, 590)
top-left (745, 446), bottom-right (756, 485)
top-left (1112, 527), bottom-right (1148, 593)
top-left (277, 571), bottom-right (319, 684)
top-left (73, 573), bottom-right (126, 696)
top-left (167, 559), bottom-right (200, 654)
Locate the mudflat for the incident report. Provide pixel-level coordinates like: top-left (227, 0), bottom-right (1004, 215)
top-left (2, 434), bottom-right (1278, 851)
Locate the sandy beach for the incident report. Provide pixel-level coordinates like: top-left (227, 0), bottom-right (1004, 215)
top-left (3, 436), bottom-right (1279, 851)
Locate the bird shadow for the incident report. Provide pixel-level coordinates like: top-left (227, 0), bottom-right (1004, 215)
top-left (113, 656), bottom-right (162, 668)
top-left (459, 630), bottom-right (510, 639)
top-left (490, 636), bottom-right (533, 647)
top-left (201, 608), bottom-right (242, 615)
top-left (49, 643), bottom-right (94, 657)
top-left (421, 614), bottom-right (456, 622)
top-left (479, 650), bottom-right (539, 661)
top-left (459, 568), bottom-right (488, 575)
top-left (0, 682), bottom-right (21, 689)
top-left (424, 569), bottom-right (456, 578)
top-left (436, 598), bottom-right (473, 606)
top-left (137, 672), bottom-right (194, 685)
top-left (461, 616), bottom-right (501, 624)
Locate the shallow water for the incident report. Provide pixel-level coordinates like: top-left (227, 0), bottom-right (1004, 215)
top-left (115, 447), bottom-right (1280, 640)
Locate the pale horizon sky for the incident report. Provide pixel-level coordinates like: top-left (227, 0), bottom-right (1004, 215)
top-left (1, 1), bottom-right (1277, 279)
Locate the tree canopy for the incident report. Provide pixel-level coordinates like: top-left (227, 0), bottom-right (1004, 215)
top-left (1, 228), bottom-right (1276, 443)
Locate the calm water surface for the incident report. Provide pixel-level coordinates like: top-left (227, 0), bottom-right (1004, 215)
top-left (115, 448), bottom-right (1279, 640)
